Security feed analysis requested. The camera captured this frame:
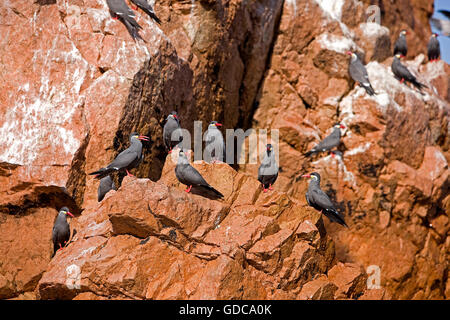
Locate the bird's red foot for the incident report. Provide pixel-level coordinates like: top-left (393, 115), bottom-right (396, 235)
top-left (400, 78), bottom-right (405, 84)
top-left (126, 170), bottom-right (134, 177)
top-left (184, 185), bottom-right (192, 193)
top-left (268, 184), bottom-right (273, 191)
top-left (112, 17), bottom-right (119, 20)
top-left (168, 149), bottom-right (172, 154)
top-left (263, 188), bottom-right (268, 193)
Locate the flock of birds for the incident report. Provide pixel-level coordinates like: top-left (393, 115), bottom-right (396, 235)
top-left (51, 1), bottom-right (444, 257)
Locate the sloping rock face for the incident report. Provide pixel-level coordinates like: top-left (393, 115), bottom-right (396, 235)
top-left (36, 160), bottom-right (371, 300)
top-left (0, 0), bottom-right (448, 300)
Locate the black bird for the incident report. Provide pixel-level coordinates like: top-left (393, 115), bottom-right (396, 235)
top-left (106, 0), bottom-right (143, 41)
top-left (302, 173), bottom-right (348, 227)
top-left (163, 111), bottom-right (183, 153)
top-left (347, 51), bottom-right (376, 96)
top-left (175, 149), bottom-right (224, 198)
top-left (98, 175), bottom-right (116, 202)
top-left (305, 123), bottom-right (345, 157)
top-left (393, 30), bottom-right (408, 57)
top-left (129, 0), bottom-right (161, 24)
top-left (52, 207), bottom-right (74, 256)
top-left (391, 54), bottom-right (427, 91)
top-left (89, 132), bottom-right (149, 179)
top-left (204, 121), bottom-right (226, 163)
top-left (258, 144), bottom-right (278, 192)
top-left (427, 33), bottom-right (441, 62)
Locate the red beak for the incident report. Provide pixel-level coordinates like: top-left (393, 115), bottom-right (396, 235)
top-left (66, 211), bottom-right (74, 217)
top-left (340, 124), bottom-right (346, 129)
top-left (215, 123), bottom-right (222, 127)
top-left (346, 51), bottom-right (352, 56)
top-left (173, 114), bottom-right (178, 119)
top-left (301, 174), bottom-right (311, 178)
top-left (138, 135), bottom-right (150, 141)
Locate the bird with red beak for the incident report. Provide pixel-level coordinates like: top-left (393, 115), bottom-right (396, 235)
top-left (394, 30), bottom-right (408, 57)
top-left (258, 144), bottom-right (278, 192)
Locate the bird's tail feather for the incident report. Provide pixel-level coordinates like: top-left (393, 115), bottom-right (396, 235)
top-left (205, 185), bottom-right (224, 198)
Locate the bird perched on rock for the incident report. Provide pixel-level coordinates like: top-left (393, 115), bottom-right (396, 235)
top-left (106, 0), bottom-right (143, 41)
top-left (129, 0), bottom-right (161, 24)
top-left (175, 149), bottom-right (224, 198)
top-left (258, 144), bottom-right (278, 193)
top-left (431, 11), bottom-right (450, 37)
top-left (427, 33), bottom-right (441, 62)
top-left (98, 175), bottom-right (116, 202)
top-left (302, 173), bottom-right (348, 227)
top-left (391, 54), bottom-right (427, 91)
top-left (204, 121), bottom-right (226, 163)
top-left (347, 51), bottom-right (376, 96)
top-left (163, 111), bottom-right (183, 153)
top-left (393, 30), bottom-right (408, 57)
top-left (89, 132), bottom-right (149, 179)
top-left (52, 207), bottom-right (74, 256)
top-left (305, 123), bottom-right (345, 157)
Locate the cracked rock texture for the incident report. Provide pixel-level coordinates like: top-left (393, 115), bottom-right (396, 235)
top-left (0, 0), bottom-right (448, 299)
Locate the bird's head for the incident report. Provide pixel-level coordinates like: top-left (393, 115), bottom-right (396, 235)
top-left (60, 207), bottom-right (74, 217)
top-left (209, 121), bottom-right (222, 128)
top-left (400, 30), bottom-right (407, 36)
top-left (301, 172), bottom-right (320, 182)
top-left (130, 132), bottom-right (150, 142)
top-left (266, 144), bottom-right (273, 153)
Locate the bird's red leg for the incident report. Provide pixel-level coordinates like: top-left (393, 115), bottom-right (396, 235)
top-left (269, 184), bottom-right (273, 191)
top-left (331, 152), bottom-right (335, 158)
top-left (126, 169), bottom-right (134, 177)
top-left (185, 185), bottom-right (192, 193)
top-left (400, 78), bottom-right (405, 84)
top-left (168, 148), bottom-right (172, 154)
top-left (112, 16), bottom-right (119, 20)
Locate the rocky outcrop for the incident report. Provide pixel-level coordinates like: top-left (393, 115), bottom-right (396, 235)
top-left (0, 0), bottom-right (448, 300)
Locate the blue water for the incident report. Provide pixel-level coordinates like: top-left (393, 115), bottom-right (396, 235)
top-left (432, 0), bottom-right (450, 63)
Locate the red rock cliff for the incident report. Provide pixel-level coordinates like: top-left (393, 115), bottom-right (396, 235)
top-left (0, 0), bottom-right (448, 300)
